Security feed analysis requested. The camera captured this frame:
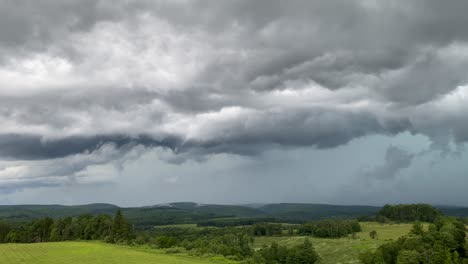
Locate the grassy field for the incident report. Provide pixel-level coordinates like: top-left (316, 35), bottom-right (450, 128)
top-left (0, 241), bottom-right (235, 264)
top-left (0, 222), bottom-right (422, 264)
top-left (254, 222), bottom-right (423, 264)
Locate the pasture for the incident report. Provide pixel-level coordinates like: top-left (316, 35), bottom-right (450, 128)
top-left (0, 241), bottom-right (234, 264)
top-left (254, 222), bottom-right (422, 264)
top-left (0, 222), bottom-right (422, 264)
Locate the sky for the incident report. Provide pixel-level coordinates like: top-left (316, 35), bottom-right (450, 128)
top-left (1, 0), bottom-right (468, 206)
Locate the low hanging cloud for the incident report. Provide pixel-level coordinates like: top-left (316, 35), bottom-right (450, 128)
top-left (0, 143), bottom-right (146, 193)
top-left (363, 146), bottom-right (415, 181)
top-left (1, 0), bottom-right (468, 192)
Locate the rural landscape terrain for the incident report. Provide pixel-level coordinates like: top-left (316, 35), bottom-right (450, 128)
top-left (2, 0), bottom-right (468, 263)
top-left (1, 203), bottom-right (468, 263)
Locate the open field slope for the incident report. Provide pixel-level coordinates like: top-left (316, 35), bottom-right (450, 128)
top-left (0, 242), bottom-right (233, 264)
top-left (254, 222), bottom-right (423, 264)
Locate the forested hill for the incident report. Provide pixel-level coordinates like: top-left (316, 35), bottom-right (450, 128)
top-left (1, 202), bottom-right (468, 228)
top-left (0, 203), bottom-right (119, 221)
top-left (257, 203), bottom-right (379, 221)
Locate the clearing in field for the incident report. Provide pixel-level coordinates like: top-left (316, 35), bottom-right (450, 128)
top-left (0, 241), bottom-right (233, 264)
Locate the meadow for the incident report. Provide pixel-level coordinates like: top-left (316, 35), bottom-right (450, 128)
top-left (0, 241), bottom-right (235, 264)
top-left (0, 222), bottom-right (418, 264)
top-left (254, 222), bottom-right (423, 264)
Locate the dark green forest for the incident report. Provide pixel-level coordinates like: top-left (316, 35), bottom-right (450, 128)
top-left (377, 204), bottom-right (442, 223)
top-left (0, 209), bottom-right (133, 244)
top-left (0, 203), bottom-right (381, 227)
top-left (3, 202), bottom-right (467, 229)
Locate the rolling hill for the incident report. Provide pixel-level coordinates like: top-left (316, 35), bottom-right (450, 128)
top-left (1, 202), bottom-right (467, 228)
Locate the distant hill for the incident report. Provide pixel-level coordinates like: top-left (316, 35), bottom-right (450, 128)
top-left (0, 203), bottom-right (118, 223)
top-left (256, 203), bottom-right (380, 222)
top-left (1, 202), bottom-right (468, 228)
top-left (437, 206), bottom-right (468, 217)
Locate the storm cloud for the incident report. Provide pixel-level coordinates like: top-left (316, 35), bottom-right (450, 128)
top-left (363, 146), bottom-right (415, 180)
top-left (1, 0), bottom-right (468, 200)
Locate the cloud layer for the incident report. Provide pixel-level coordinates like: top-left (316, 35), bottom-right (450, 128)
top-left (1, 0), bottom-right (468, 194)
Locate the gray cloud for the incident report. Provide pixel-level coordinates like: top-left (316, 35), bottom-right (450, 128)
top-left (1, 0), bottom-right (468, 194)
top-left (0, 134), bottom-right (180, 160)
top-left (0, 142), bottom-right (147, 193)
top-left (363, 146), bottom-right (415, 180)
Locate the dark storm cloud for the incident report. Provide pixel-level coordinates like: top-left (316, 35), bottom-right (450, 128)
top-left (0, 134), bottom-right (181, 160)
top-left (1, 0), bottom-right (468, 192)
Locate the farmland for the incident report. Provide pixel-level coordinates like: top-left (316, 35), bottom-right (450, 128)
top-left (0, 241), bottom-right (234, 264)
top-left (0, 204), bottom-right (461, 264)
top-left (253, 222), bottom-right (424, 264)
top-left (0, 222), bottom-right (419, 264)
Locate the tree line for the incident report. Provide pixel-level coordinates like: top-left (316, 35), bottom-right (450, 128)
top-left (297, 219), bottom-right (361, 238)
top-left (0, 210), bottom-right (344, 263)
top-left (0, 209), bottom-right (133, 244)
top-left (244, 239), bottom-right (319, 264)
top-left (377, 204), bottom-right (442, 223)
top-left (138, 226), bottom-right (254, 259)
top-left (197, 217), bottom-right (280, 228)
top-left (360, 216), bottom-right (467, 264)
top-left (136, 223), bottom-right (319, 262)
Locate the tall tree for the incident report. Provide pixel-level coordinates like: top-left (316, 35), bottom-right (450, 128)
top-left (0, 222), bottom-right (11, 243)
top-left (112, 209), bottom-right (133, 243)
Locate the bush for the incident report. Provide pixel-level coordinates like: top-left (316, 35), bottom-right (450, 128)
top-left (253, 239), bottom-right (319, 264)
top-left (165, 247), bottom-right (187, 254)
top-left (154, 236), bottom-right (178, 248)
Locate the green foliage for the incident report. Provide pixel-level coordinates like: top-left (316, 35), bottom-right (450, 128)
top-left (360, 217), bottom-right (467, 264)
top-left (248, 239), bottom-right (319, 264)
top-left (145, 226), bottom-right (254, 259)
top-left (297, 219), bottom-right (361, 238)
top-left (155, 235), bottom-right (178, 248)
top-left (1, 209), bottom-right (132, 244)
top-left (377, 204), bottom-right (442, 223)
top-left (0, 222), bottom-right (11, 243)
top-left (112, 209), bottom-right (134, 243)
top-left (0, 203), bottom-right (383, 228)
top-left (250, 223), bottom-right (283, 236)
top-left (396, 250), bottom-right (420, 264)
top-left (259, 204), bottom-right (379, 222)
top-left (197, 218), bottom-right (279, 228)
top-left (409, 221), bottom-right (424, 236)
top-left (369, 230), bottom-right (378, 239)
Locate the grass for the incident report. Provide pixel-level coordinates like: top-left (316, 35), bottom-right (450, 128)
top-left (254, 222), bottom-right (424, 264)
top-left (0, 222), bottom-right (424, 264)
top-left (0, 241), bottom-right (236, 264)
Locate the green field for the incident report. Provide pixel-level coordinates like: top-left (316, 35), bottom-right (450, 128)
top-left (0, 222), bottom-right (422, 264)
top-left (254, 222), bottom-right (423, 264)
top-left (0, 242), bottom-right (234, 264)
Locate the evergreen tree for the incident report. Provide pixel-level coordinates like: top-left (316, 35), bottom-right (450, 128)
top-left (0, 222), bottom-right (11, 243)
top-left (112, 208), bottom-right (133, 243)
